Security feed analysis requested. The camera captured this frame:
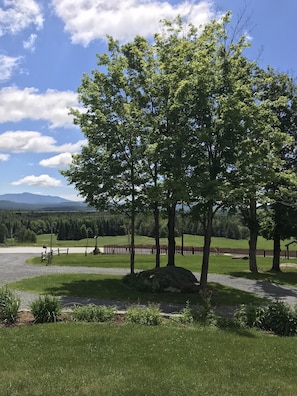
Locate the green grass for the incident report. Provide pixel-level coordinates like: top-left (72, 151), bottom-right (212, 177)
top-left (1, 323), bottom-right (297, 395)
top-left (10, 232), bottom-right (297, 251)
top-left (29, 253), bottom-right (297, 287)
top-left (9, 273), bottom-right (265, 306)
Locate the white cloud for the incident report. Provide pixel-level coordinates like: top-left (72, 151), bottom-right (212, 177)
top-left (11, 174), bottom-right (62, 187)
top-left (39, 152), bottom-right (73, 168)
top-left (0, 54), bottom-right (22, 81)
top-left (0, 0), bottom-right (44, 36)
top-left (0, 87), bottom-right (79, 128)
top-left (52, 0), bottom-right (214, 46)
top-left (0, 153), bottom-right (10, 161)
top-left (0, 131), bottom-right (86, 153)
top-left (23, 33), bottom-right (37, 52)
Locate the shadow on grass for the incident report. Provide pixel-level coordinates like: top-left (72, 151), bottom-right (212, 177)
top-left (42, 277), bottom-right (203, 307)
top-left (38, 276), bottom-right (266, 308)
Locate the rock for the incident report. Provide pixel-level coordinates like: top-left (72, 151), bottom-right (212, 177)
top-left (123, 266), bottom-right (200, 293)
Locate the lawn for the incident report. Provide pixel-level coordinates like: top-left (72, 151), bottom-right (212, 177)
top-left (9, 273), bottom-right (266, 306)
top-left (29, 253), bottom-right (297, 287)
top-left (0, 322), bottom-right (297, 396)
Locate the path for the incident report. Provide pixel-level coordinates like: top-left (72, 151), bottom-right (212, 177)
top-left (1, 247), bottom-right (297, 312)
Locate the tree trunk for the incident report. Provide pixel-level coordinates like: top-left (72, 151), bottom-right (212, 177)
top-left (154, 204), bottom-right (161, 268)
top-left (271, 233), bottom-right (282, 272)
top-left (200, 202), bottom-right (213, 289)
top-left (248, 198), bottom-right (258, 273)
top-left (167, 204), bottom-right (176, 266)
top-left (130, 163), bottom-right (136, 274)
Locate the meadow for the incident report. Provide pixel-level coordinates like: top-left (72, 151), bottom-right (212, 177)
top-left (10, 232), bottom-right (297, 252)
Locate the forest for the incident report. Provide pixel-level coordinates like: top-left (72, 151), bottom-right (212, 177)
top-left (0, 209), bottom-right (249, 244)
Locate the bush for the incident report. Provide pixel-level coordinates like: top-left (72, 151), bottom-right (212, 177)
top-left (72, 304), bottom-right (117, 322)
top-left (30, 295), bottom-right (61, 323)
top-left (0, 286), bottom-right (20, 325)
top-left (178, 301), bottom-right (194, 325)
top-left (234, 301), bottom-right (297, 336)
top-left (259, 301), bottom-right (297, 337)
top-left (234, 304), bottom-right (266, 329)
top-left (125, 305), bottom-right (162, 326)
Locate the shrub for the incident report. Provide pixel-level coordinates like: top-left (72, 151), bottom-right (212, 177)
top-left (178, 301), bottom-right (194, 325)
top-left (125, 304), bottom-right (162, 326)
top-left (234, 301), bottom-right (297, 336)
top-left (234, 304), bottom-right (266, 329)
top-left (30, 295), bottom-right (61, 323)
top-left (72, 304), bottom-right (117, 322)
top-left (259, 301), bottom-right (297, 337)
top-left (195, 289), bottom-right (216, 325)
top-left (0, 286), bottom-right (20, 325)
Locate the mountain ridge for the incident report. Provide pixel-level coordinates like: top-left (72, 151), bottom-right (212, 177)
top-left (0, 192), bottom-right (89, 211)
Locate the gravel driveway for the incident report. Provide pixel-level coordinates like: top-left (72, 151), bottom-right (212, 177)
top-left (1, 247), bottom-right (297, 311)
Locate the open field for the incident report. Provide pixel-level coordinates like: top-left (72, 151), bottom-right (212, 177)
top-left (1, 322), bottom-right (297, 396)
top-left (7, 233), bottom-right (297, 252)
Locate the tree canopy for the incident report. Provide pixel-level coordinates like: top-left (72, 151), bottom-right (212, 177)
top-left (62, 13), bottom-right (297, 285)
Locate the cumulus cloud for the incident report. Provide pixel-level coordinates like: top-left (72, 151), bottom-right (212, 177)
top-left (0, 131), bottom-right (86, 153)
top-left (0, 0), bottom-right (44, 36)
top-left (0, 54), bottom-right (22, 81)
top-left (23, 33), bottom-right (37, 52)
top-left (0, 153), bottom-right (10, 161)
top-left (11, 174), bottom-right (62, 187)
top-left (39, 152), bottom-right (73, 168)
top-left (0, 87), bottom-right (79, 128)
top-left (52, 0), bottom-right (214, 45)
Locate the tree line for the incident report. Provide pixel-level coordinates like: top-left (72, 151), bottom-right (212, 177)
top-left (0, 210), bottom-right (248, 244)
top-left (62, 12), bottom-right (297, 288)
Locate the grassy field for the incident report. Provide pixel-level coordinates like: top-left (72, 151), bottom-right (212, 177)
top-left (8, 233), bottom-right (297, 252)
top-left (1, 322), bottom-right (297, 396)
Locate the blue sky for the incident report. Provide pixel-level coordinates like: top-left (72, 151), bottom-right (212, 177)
top-left (0, 0), bottom-right (296, 201)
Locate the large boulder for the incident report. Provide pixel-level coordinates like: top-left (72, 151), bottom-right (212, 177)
top-left (123, 266), bottom-right (199, 293)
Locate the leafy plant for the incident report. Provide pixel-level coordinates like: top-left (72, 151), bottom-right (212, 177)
top-left (178, 301), bottom-right (194, 325)
top-left (72, 304), bottom-right (117, 322)
top-left (0, 285), bottom-right (20, 325)
top-left (259, 301), bottom-right (297, 336)
top-left (196, 289), bottom-right (216, 325)
top-left (30, 295), bottom-right (61, 323)
top-left (234, 304), bottom-right (266, 328)
top-left (125, 304), bottom-right (162, 326)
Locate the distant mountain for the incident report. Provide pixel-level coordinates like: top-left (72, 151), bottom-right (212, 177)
top-left (0, 192), bottom-right (72, 204)
top-left (0, 192), bottom-right (91, 211)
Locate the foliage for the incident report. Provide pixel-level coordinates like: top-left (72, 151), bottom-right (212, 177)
top-left (233, 304), bottom-right (266, 328)
top-left (30, 295), bottom-right (61, 323)
top-left (15, 227), bottom-right (37, 243)
top-left (234, 301), bottom-right (297, 336)
top-left (72, 304), bottom-right (117, 322)
top-left (259, 301), bottom-right (297, 336)
top-left (178, 300), bottom-right (194, 325)
top-left (0, 285), bottom-right (20, 324)
top-left (125, 304), bottom-right (162, 325)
